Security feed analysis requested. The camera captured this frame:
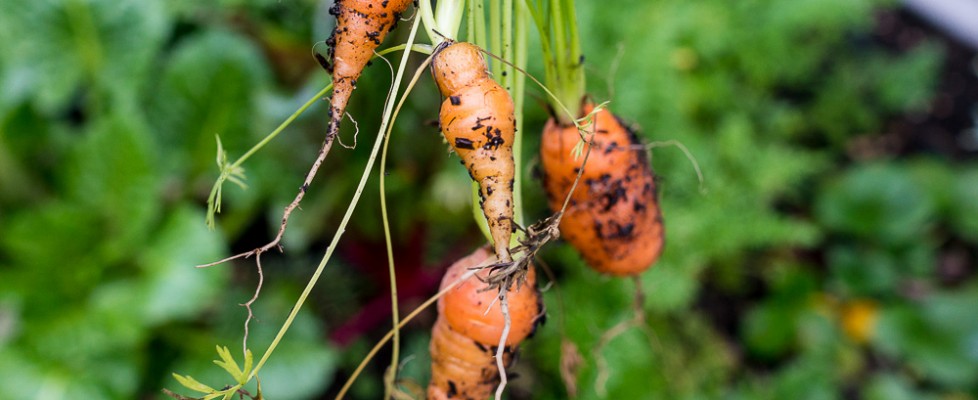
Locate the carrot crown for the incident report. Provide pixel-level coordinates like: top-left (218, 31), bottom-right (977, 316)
top-left (431, 42), bottom-right (491, 97)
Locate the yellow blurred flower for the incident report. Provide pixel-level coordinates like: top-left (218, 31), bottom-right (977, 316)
top-left (840, 299), bottom-right (879, 344)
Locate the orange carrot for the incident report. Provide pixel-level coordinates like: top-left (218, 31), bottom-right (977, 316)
top-left (540, 102), bottom-right (664, 275)
top-left (323, 0), bottom-right (414, 137)
top-left (431, 42), bottom-right (517, 263)
top-left (428, 247), bottom-right (542, 399)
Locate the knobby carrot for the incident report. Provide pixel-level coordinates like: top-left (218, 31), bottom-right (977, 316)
top-left (431, 41), bottom-right (517, 264)
top-left (428, 247), bottom-right (542, 399)
top-left (540, 102), bottom-right (664, 275)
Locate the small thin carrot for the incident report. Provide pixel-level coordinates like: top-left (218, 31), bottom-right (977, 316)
top-left (323, 0), bottom-right (414, 137)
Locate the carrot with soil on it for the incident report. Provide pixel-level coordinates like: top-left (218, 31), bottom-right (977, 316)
top-left (198, 0), bottom-right (420, 269)
top-left (540, 101), bottom-right (664, 275)
top-left (522, 0), bottom-right (665, 275)
top-left (431, 41), bottom-right (517, 266)
top-left (428, 247), bottom-right (542, 400)
top-left (323, 0), bottom-right (415, 138)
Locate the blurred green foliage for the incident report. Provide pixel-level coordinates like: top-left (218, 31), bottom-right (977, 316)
top-left (0, 0), bottom-right (975, 399)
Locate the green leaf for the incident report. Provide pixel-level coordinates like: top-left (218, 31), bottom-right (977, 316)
top-left (213, 345), bottom-right (244, 382)
top-left (0, 0), bottom-right (169, 111)
top-left (147, 29), bottom-right (271, 178)
top-left (0, 103), bottom-right (53, 205)
top-left (873, 43), bottom-right (942, 112)
top-left (62, 112), bottom-right (162, 264)
top-left (172, 373), bottom-right (216, 394)
top-left (253, 335), bottom-right (337, 398)
top-left (874, 287), bottom-right (978, 387)
top-left (743, 302), bottom-right (797, 359)
top-left (641, 259), bottom-right (698, 312)
top-left (138, 206), bottom-right (229, 325)
top-left (242, 349), bottom-right (254, 381)
top-left (0, 202), bottom-right (103, 308)
top-left (864, 373), bottom-right (937, 400)
top-left (769, 356), bottom-right (839, 400)
top-left (742, 269), bottom-right (821, 358)
top-left (950, 167), bottom-right (978, 243)
top-left (905, 158), bottom-right (957, 216)
top-left (0, 347), bottom-right (140, 398)
top-left (0, 348), bottom-right (59, 399)
top-left (816, 162), bottom-right (935, 245)
top-left (827, 245), bottom-right (902, 296)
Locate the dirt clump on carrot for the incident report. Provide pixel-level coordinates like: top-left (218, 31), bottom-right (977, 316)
top-left (540, 102), bottom-right (664, 275)
top-left (431, 42), bottom-right (517, 264)
top-left (428, 247), bottom-right (542, 400)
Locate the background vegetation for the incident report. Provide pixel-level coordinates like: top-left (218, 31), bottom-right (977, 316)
top-left (0, 0), bottom-right (975, 398)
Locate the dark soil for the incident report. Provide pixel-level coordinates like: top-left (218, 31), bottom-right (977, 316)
top-left (871, 8), bottom-right (978, 160)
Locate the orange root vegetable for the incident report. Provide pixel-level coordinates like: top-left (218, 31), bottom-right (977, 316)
top-left (540, 102), bottom-right (664, 275)
top-left (324, 0), bottom-right (413, 137)
top-left (431, 42), bottom-right (517, 263)
top-left (428, 247), bottom-right (542, 399)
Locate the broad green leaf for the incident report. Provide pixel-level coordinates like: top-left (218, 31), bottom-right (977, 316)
top-left (816, 162), bottom-right (935, 245)
top-left (641, 258), bottom-right (699, 312)
top-left (62, 112), bottom-right (162, 264)
top-left (0, 201), bottom-right (103, 310)
top-left (769, 357), bottom-right (839, 400)
top-left (27, 306), bottom-right (142, 372)
top-left (147, 29), bottom-right (271, 178)
top-left (138, 206), bottom-right (228, 325)
top-left (0, 349), bottom-right (54, 399)
top-left (905, 158), bottom-right (957, 216)
top-left (864, 373), bottom-right (938, 400)
top-left (0, 0), bottom-right (169, 111)
top-left (5, 303), bottom-right (142, 399)
top-left (827, 245), bottom-right (902, 296)
top-left (874, 287), bottom-right (978, 387)
top-left (255, 335), bottom-right (337, 399)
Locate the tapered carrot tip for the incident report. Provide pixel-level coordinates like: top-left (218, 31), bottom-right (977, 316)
top-left (540, 103), bottom-right (665, 275)
top-left (324, 0), bottom-right (413, 136)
